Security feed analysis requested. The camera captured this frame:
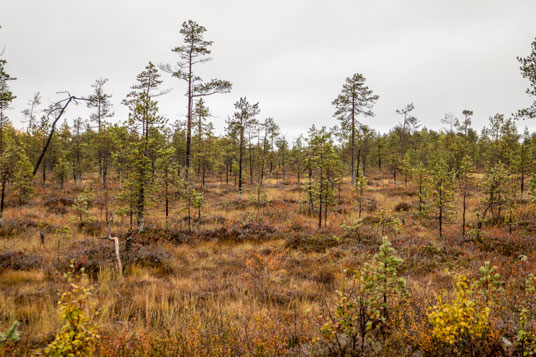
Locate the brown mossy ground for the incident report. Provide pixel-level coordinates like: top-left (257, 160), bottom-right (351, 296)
top-left (1, 172), bottom-right (535, 355)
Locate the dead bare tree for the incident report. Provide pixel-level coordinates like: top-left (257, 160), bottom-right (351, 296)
top-left (32, 93), bottom-right (89, 176)
top-left (98, 213), bottom-right (123, 278)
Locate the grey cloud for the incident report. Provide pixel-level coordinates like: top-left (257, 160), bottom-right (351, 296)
top-left (1, 0), bottom-right (535, 138)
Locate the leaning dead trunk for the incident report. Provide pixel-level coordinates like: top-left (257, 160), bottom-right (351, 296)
top-left (0, 177), bottom-right (5, 226)
top-left (98, 213), bottom-right (123, 278)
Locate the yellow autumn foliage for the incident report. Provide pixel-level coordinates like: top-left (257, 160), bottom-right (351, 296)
top-left (427, 275), bottom-right (491, 347)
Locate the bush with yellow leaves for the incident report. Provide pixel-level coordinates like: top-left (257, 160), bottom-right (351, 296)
top-left (45, 262), bottom-right (99, 356)
top-left (426, 262), bottom-right (503, 356)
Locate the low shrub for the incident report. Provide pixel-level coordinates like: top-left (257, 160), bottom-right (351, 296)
top-left (394, 201), bottom-right (411, 212)
top-left (285, 232), bottom-right (340, 253)
top-left (43, 196), bottom-right (74, 208)
top-left (0, 218), bottom-right (39, 237)
top-left (0, 251), bottom-right (44, 272)
top-left (45, 264), bottom-right (99, 356)
top-left (61, 240), bottom-right (172, 276)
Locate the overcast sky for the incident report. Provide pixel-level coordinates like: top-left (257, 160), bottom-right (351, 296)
top-left (1, 0), bottom-right (535, 139)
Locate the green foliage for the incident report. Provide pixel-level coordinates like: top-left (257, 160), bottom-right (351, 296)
top-left (476, 261), bottom-right (504, 304)
top-left (0, 49), bottom-right (16, 131)
top-left (0, 139), bottom-right (35, 223)
top-left (517, 308), bottom-right (536, 356)
top-left (169, 20), bottom-right (232, 96)
top-left (459, 155), bottom-right (475, 236)
top-left (467, 211), bottom-right (486, 242)
top-left (305, 126), bottom-right (340, 228)
top-left (412, 162), bottom-right (428, 217)
top-left (517, 274), bottom-right (536, 355)
top-left (529, 173), bottom-right (536, 216)
top-left (426, 158), bottom-right (456, 238)
top-left (252, 183), bottom-right (268, 206)
top-left (0, 321), bottom-right (19, 344)
top-left (481, 162), bottom-right (516, 225)
top-left (45, 263), bottom-right (99, 356)
top-left (120, 62), bottom-right (163, 232)
top-left (375, 208), bottom-right (401, 236)
top-left (459, 155), bottom-right (475, 188)
top-left (0, 139), bottom-right (34, 205)
top-left (176, 168), bottom-right (204, 231)
top-left (365, 236), bottom-right (408, 325)
top-left (320, 237), bottom-right (407, 354)
top-left (191, 190), bottom-right (204, 218)
top-left (53, 154), bottom-right (72, 189)
top-left (156, 142), bottom-right (177, 227)
top-left (517, 36), bottom-right (536, 119)
top-left (72, 187), bottom-right (95, 225)
top-left (332, 73), bottom-right (379, 183)
top-left (227, 97), bottom-right (260, 199)
top-left (355, 172), bottom-right (368, 218)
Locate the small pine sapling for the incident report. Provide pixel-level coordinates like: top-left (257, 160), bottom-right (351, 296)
top-left (355, 173), bottom-right (368, 219)
top-left (72, 187), bottom-right (95, 226)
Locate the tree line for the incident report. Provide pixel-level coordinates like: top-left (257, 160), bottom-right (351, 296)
top-left (0, 22), bottom-right (535, 234)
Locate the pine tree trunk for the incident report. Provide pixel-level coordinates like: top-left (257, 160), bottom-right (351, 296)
top-left (0, 177), bottom-right (5, 226)
top-left (439, 187), bottom-right (443, 238)
top-left (238, 128), bottom-right (244, 200)
top-left (462, 190), bottom-right (467, 237)
top-left (185, 54), bottom-right (193, 183)
top-left (351, 96), bottom-right (356, 186)
top-left (165, 171), bottom-right (169, 231)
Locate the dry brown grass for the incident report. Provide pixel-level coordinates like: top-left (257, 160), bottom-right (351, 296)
top-left (0, 171), bottom-right (535, 355)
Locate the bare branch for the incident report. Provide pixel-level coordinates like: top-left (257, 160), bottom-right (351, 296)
top-left (32, 94), bottom-right (89, 175)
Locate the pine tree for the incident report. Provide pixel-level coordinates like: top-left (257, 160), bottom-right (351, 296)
top-left (321, 237), bottom-right (407, 354)
top-left (456, 109), bottom-right (473, 156)
top-left (276, 134), bottom-right (288, 183)
top-left (121, 62), bottom-right (163, 233)
top-left (246, 121), bottom-right (258, 185)
top-left (427, 158), bottom-right (456, 238)
top-left (193, 98), bottom-right (209, 183)
top-left (395, 103), bottom-right (418, 163)
top-left (528, 173), bottom-right (536, 218)
top-left (0, 140), bottom-right (33, 226)
top-left (13, 149), bottom-right (34, 206)
top-left (87, 78), bottom-right (113, 187)
top-left (53, 153), bottom-right (71, 189)
top-left (365, 236), bottom-right (408, 333)
top-left (259, 118), bottom-right (279, 185)
top-left (156, 137), bottom-right (177, 231)
top-left (164, 20), bottom-right (232, 182)
top-left (21, 92), bottom-right (41, 135)
top-left (355, 172), bottom-right (367, 219)
top-left (517, 36), bottom-right (536, 119)
top-left (481, 162), bottom-right (515, 225)
top-left (308, 127), bottom-right (339, 228)
top-left (72, 188), bottom-right (95, 226)
top-left (226, 97), bottom-right (260, 199)
top-left (518, 127), bottom-right (533, 197)
top-left (412, 162), bottom-right (428, 217)
top-left (459, 155), bottom-right (475, 237)
top-left (0, 49), bottom-right (16, 155)
top-left (291, 135), bottom-right (306, 184)
top-left (332, 73), bottom-right (379, 186)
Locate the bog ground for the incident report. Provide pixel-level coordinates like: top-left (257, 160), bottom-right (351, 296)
top-left (1, 171), bottom-right (536, 356)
